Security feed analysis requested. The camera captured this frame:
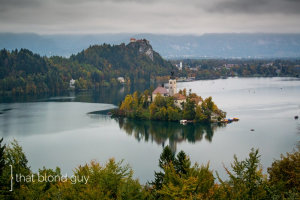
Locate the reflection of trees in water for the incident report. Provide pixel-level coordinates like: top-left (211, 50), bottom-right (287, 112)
top-left (74, 84), bottom-right (150, 105)
top-left (116, 118), bottom-right (226, 152)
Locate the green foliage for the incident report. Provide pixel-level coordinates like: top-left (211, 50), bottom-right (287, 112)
top-left (174, 59), bottom-right (300, 80)
top-left (63, 159), bottom-right (145, 200)
top-left (216, 148), bottom-right (267, 199)
top-left (0, 138), bottom-right (6, 196)
top-left (182, 99), bottom-right (196, 120)
top-left (0, 139), bottom-right (31, 199)
top-left (118, 92), bottom-right (150, 119)
top-left (3, 140), bottom-right (30, 189)
top-left (151, 146), bottom-right (215, 199)
top-left (1, 139), bottom-right (299, 199)
top-left (2, 47), bottom-right (300, 96)
top-left (117, 89), bottom-right (225, 123)
top-left (0, 138), bottom-right (5, 177)
top-left (195, 105), bottom-right (208, 122)
top-left (24, 167), bottom-right (62, 200)
top-left (174, 151), bottom-right (191, 175)
top-left (267, 146), bottom-right (300, 198)
top-left (152, 146), bottom-right (175, 191)
top-left (167, 106), bottom-right (181, 121)
top-left (0, 41), bottom-right (175, 95)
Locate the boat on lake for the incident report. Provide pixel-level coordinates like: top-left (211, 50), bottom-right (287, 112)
top-left (180, 120), bottom-right (188, 124)
top-left (220, 117), bottom-right (239, 123)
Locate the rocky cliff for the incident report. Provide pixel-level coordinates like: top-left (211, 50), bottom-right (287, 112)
top-left (127, 39), bottom-right (154, 61)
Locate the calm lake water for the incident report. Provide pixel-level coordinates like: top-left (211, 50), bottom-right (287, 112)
top-left (0, 77), bottom-right (299, 183)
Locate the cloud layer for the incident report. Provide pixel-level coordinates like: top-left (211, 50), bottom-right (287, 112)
top-left (0, 0), bottom-right (299, 34)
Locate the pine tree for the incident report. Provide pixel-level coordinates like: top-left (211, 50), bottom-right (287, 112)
top-left (174, 150), bottom-right (191, 175)
top-left (0, 137), bottom-right (6, 193)
top-left (152, 146), bottom-right (175, 190)
top-left (0, 138), bottom-right (5, 177)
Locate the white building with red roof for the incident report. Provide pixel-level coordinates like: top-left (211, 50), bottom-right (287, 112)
top-left (173, 93), bottom-right (186, 109)
top-left (152, 86), bottom-right (169, 101)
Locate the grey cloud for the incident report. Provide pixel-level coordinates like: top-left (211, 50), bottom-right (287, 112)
top-left (0, 0), bottom-right (300, 33)
top-left (0, 0), bottom-right (41, 10)
top-left (58, 0), bottom-right (157, 4)
top-left (206, 0), bottom-right (300, 14)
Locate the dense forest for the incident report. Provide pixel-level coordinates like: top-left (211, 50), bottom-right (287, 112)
top-left (0, 39), bottom-right (175, 95)
top-left (1, 39), bottom-right (300, 96)
top-left (113, 89), bottom-right (226, 123)
top-left (175, 59), bottom-right (300, 80)
top-left (0, 138), bottom-right (299, 199)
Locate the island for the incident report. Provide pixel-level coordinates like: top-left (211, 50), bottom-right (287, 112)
top-left (112, 73), bottom-right (226, 123)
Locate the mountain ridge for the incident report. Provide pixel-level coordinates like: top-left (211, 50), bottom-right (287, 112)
top-left (1, 33), bottom-right (300, 58)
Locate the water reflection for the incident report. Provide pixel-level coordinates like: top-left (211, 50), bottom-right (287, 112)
top-left (0, 84), bottom-right (151, 104)
top-left (115, 118), bottom-right (226, 152)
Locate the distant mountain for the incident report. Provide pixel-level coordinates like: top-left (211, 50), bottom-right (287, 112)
top-left (1, 33), bottom-right (300, 58)
top-left (0, 33), bottom-right (131, 57)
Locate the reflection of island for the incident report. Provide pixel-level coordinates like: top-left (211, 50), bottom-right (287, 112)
top-left (115, 118), bottom-right (226, 152)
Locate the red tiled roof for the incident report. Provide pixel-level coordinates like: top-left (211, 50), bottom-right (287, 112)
top-left (152, 86), bottom-right (168, 94)
top-left (191, 97), bottom-right (202, 104)
top-left (173, 93), bottom-right (186, 100)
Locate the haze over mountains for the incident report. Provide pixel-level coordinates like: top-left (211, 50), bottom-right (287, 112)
top-left (1, 33), bottom-right (300, 59)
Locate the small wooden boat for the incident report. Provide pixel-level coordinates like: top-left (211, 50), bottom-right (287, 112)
top-left (180, 120), bottom-right (187, 125)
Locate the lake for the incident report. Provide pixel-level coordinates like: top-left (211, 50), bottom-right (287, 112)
top-left (0, 77), bottom-right (299, 183)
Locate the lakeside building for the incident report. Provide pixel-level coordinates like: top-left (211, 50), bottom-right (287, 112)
top-left (152, 72), bottom-right (191, 109)
top-left (169, 73), bottom-right (176, 96)
top-left (69, 78), bottom-right (75, 89)
top-left (152, 86), bottom-right (168, 101)
top-left (117, 77), bottom-right (125, 84)
top-left (173, 93), bottom-right (186, 109)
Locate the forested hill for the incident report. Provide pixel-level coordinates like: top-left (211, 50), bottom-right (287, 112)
top-left (0, 39), bottom-right (175, 95)
top-left (70, 39), bottom-right (173, 76)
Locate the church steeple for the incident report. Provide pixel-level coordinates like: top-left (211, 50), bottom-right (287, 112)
top-left (169, 71), bottom-right (176, 96)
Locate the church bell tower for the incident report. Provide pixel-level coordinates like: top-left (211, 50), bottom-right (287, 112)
top-left (169, 71), bottom-right (176, 96)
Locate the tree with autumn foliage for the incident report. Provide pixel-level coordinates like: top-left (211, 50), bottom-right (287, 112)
top-left (149, 146), bottom-right (215, 200)
top-left (267, 146), bottom-right (300, 198)
top-left (116, 88), bottom-right (225, 123)
top-left (0, 139), bottom-right (299, 199)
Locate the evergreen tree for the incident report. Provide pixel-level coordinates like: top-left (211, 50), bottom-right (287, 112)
top-left (0, 137), bottom-right (6, 195)
top-left (217, 148), bottom-right (267, 199)
top-left (0, 138), bottom-right (5, 177)
top-left (158, 146), bottom-right (175, 169)
top-left (3, 140), bottom-right (30, 190)
top-left (152, 146), bottom-right (175, 190)
top-left (183, 99), bottom-right (196, 120)
top-left (267, 146), bottom-right (300, 198)
top-left (174, 150), bottom-right (191, 175)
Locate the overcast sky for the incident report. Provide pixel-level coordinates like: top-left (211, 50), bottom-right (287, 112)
top-left (0, 0), bottom-right (300, 34)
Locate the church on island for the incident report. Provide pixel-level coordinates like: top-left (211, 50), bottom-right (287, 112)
top-left (152, 72), bottom-right (200, 109)
top-left (115, 72), bottom-right (226, 123)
